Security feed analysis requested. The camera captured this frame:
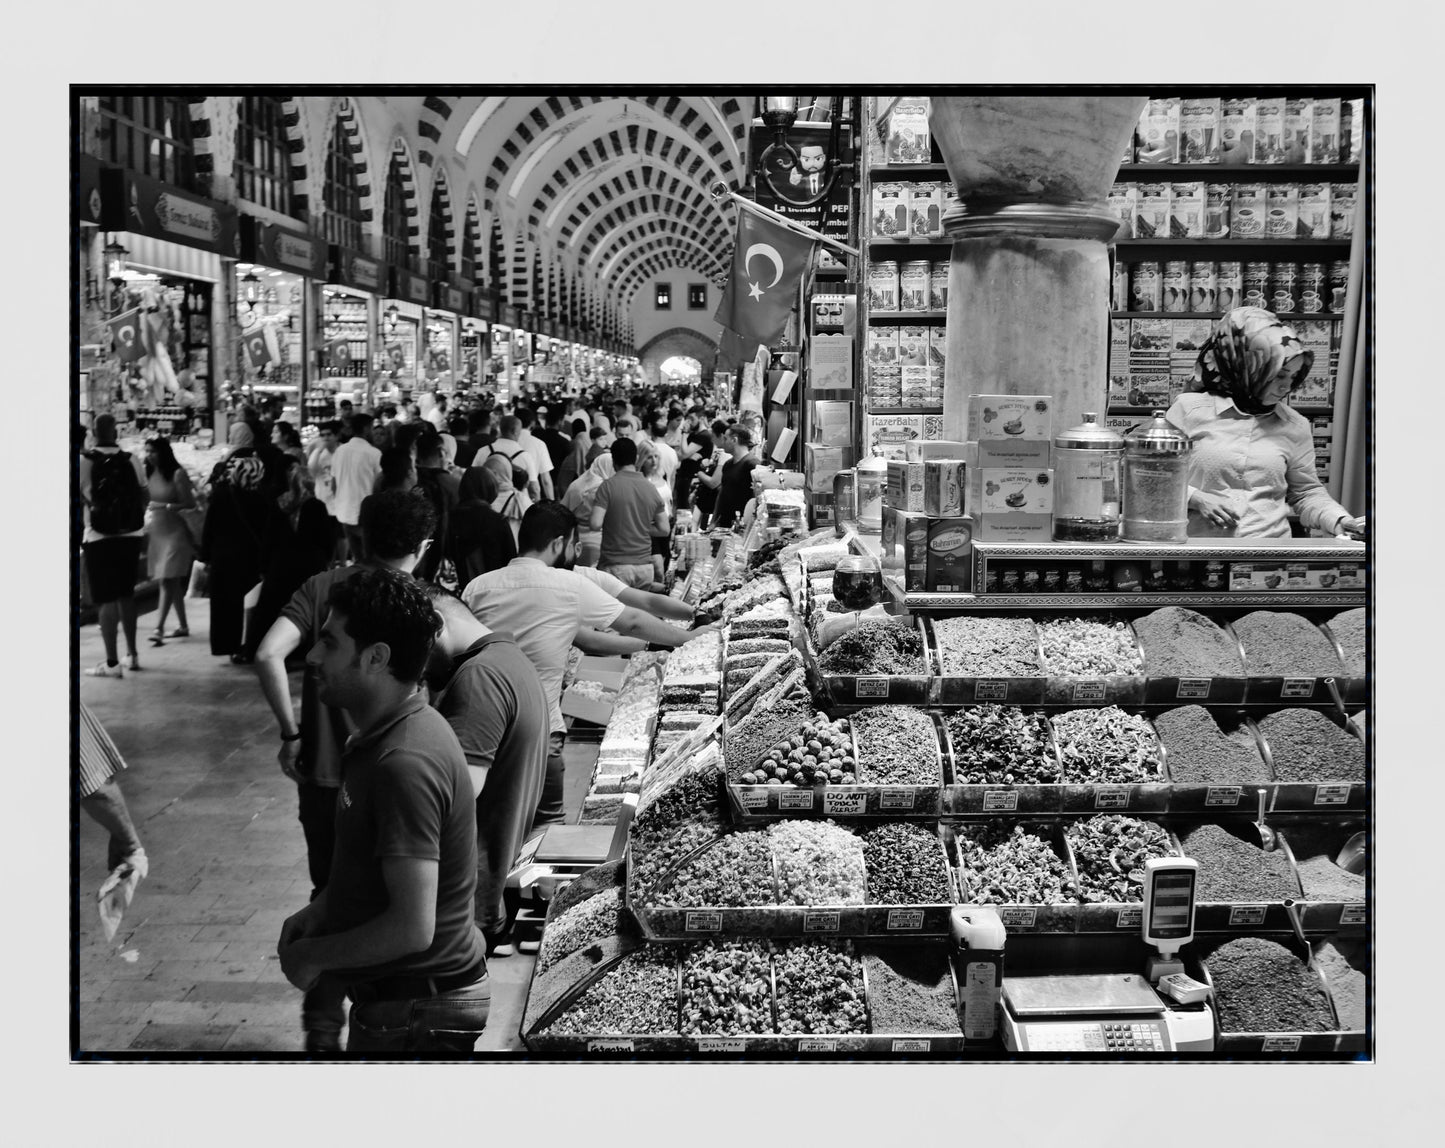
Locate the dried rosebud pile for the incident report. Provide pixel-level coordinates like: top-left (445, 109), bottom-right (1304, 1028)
top-left (654, 830), bottom-right (777, 908)
top-left (742, 717), bottom-right (855, 787)
top-left (773, 940), bottom-right (868, 1035)
top-left (1038, 618), bottom-right (1144, 677)
top-left (1329, 608), bottom-right (1366, 676)
top-left (1233, 611), bottom-right (1343, 677)
top-left (1050, 707), bottom-right (1164, 783)
top-left (1066, 816), bottom-right (1178, 903)
top-left (817, 619), bottom-right (927, 676)
top-left (956, 823), bottom-right (1075, 905)
top-left (1204, 937), bottom-right (1336, 1033)
top-left (537, 887), bottom-right (628, 974)
top-left (1134, 607), bottom-right (1244, 677)
top-left (860, 823), bottom-right (954, 905)
top-left (852, 706), bottom-right (940, 785)
top-left (932, 616), bottom-right (1043, 677)
top-left (1257, 709), bottom-right (1364, 782)
top-left (946, 706), bottom-right (1059, 784)
top-left (545, 947), bottom-right (679, 1036)
top-left (680, 940), bottom-right (776, 1035)
top-left (770, 820), bottom-right (868, 906)
top-left (1181, 823), bottom-right (1299, 902)
top-left (1153, 706), bottom-right (1270, 784)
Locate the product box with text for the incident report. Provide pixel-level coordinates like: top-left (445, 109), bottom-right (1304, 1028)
top-left (887, 509), bottom-right (975, 592)
top-left (1329, 184), bottom-right (1356, 240)
top-left (1219, 98), bottom-right (1257, 165)
top-left (967, 395), bottom-right (1052, 467)
top-left (897, 325), bottom-right (930, 367)
top-left (1265, 184), bottom-right (1300, 239)
top-left (1284, 99), bottom-right (1314, 163)
top-left (1136, 98), bottom-right (1180, 163)
top-left (872, 183), bottom-right (910, 237)
top-left (866, 412), bottom-right (944, 460)
top-left (866, 326), bottom-right (900, 364)
top-left (1310, 99), bottom-right (1342, 164)
top-left (906, 439), bottom-right (971, 462)
top-left (973, 468), bottom-right (1054, 542)
top-left (1107, 183), bottom-right (1137, 239)
top-left (1179, 98), bottom-right (1221, 163)
top-left (885, 98), bottom-right (932, 164)
top-left (1169, 182), bottom-right (1206, 238)
top-left (1229, 185), bottom-right (1267, 238)
top-left (1297, 184), bottom-right (1331, 239)
top-left (1253, 99), bottom-right (1287, 163)
top-left (1133, 183), bottom-right (1173, 239)
top-left (909, 183), bottom-right (943, 237)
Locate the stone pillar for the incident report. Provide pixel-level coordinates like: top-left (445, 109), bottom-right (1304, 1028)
top-left (930, 96), bottom-right (1147, 440)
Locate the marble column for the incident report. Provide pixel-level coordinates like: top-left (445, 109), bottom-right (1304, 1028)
top-left (930, 96), bottom-right (1147, 440)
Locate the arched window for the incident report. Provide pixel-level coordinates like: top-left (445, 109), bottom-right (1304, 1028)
top-left (427, 181), bottom-right (452, 283)
top-left (96, 95), bottom-right (197, 191)
top-left (322, 115), bottom-right (364, 250)
top-left (382, 154), bottom-right (415, 272)
top-left (233, 96), bottom-right (294, 216)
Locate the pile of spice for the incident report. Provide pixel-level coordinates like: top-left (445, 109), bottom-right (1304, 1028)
top-left (1050, 707), bottom-right (1164, 783)
top-left (1232, 610), bottom-right (1343, 677)
top-left (679, 940), bottom-right (776, 1035)
top-left (544, 947), bottom-right (680, 1036)
top-left (654, 831), bottom-right (777, 907)
top-left (946, 706), bottom-right (1059, 784)
top-left (769, 820), bottom-right (868, 905)
top-left (742, 716), bottom-right (856, 787)
top-left (1313, 938), bottom-right (1368, 1030)
top-left (1152, 706), bottom-right (1270, 784)
top-left (1037, 618), bottom-right (1144, 677)
top-left (1284, 825), bottom-right (1366, 902)
top-left (1203, 937), bottom-right (1336, 1033)
top-left (773, 940), bottom-right (868, 1035)
top-left (1328, 607), bottom-right (1366, 676)
top-left (725, 700), bottom-right (817, 782)
top-left (852, 706), bottom-right (941, 784)
top-left (932, 616), bottom-right (1043, 677)
top-left (537, 887), bottom-right (628, 975)
top-left (860, 823), bottom-right (954, 904)
top-left (817, 619), bottom-right (927, 676)
top-left (1133, 607), bottom-right (1244, 677)
top-left (956, 823), bottom-right (1075, 905)
top-left (1066, 816), bottom-right (1178, 903)
top-left (860, 945), bottom-right (960, 1034)
top-left (1257, 709), bottom-right (1364, 782)
top-left (1181, 824), bottom-right (1299, 902)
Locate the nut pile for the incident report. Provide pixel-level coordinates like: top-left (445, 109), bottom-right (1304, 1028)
top-left (1285, 825), bottom-right (1366, 902)
top-left (773, 940), bottom-right (869, 1035)
top-left (740, 717), bottom-right (856, 787)
top-left (851, 706), bottom-right (941, 785)
top-left (860, 823), bottom-right (954, 905)
top-left (654, 831), bottom-right (777, 908)
top-left (1133, 607), bottom-right (1245, 677)
top-left (725, 700), bottom-right (815, 782)
top-left (537, 887), bottom-right (628, 975)
top-left (770, 820), bottom-right (868, 905)
top-left (956, 823), bottom-right (1075, 905)
top-left (1181, 824), bottom-right (1299, 902)
top-left (1153, 706), bottom-right (1270, 784)
top-left (1066, 816), bottom-right (1178, 903)
top-left (860, 945), bottom-right (960, 1034)
top-left (932, 616), bottom-right (1043, 677)
top-left (679, 940), bottom-right (776, 1035)
top-left (1313, 938), bottom-right (1367, 1030)
top-left (544, 946), bottom-right (679, 1036)
top-left (1257, 709), bottom-right (1364, 782)
top-left (1329, 608), bottom-right (1366, 676)
top-left (1050, 707), bottom-right (1164, 783)
top-left (1204, 937), bottom-right (1336, 1033)
top-left (1233, 611), bottom-right (1343, 677)
top-left (1038, 618), bottom-right (1144, 677)
top-left (817, 619), bottom-right (927, 676)
top-left (946, 706), bottom-right (1059, 784)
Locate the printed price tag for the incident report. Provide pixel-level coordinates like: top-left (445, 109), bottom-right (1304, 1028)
top-left (779, 790), bottom-right (815, 811)
top-left (1340, 904), bottom-right (1368, 926)
top-left (588, 1039), bottom-right (635, 1053)
top-left (982, 789), bottom-right (1020, 812)
top-left (797, 1039), bottom-right (837, 1052)
top-left (1000, 907), bottom-right (1037, 928)
top-left (1071, 680), bottom-right (1107, 703)
top-left (975, 680), bottom-right (1009, 701)
top-left (1261, 1036), bottom-right (1302, 1053)
top-left (804, 910), bottom-right (842, 933)
top-left (1116, 907), bottom-right (1143, 929)
top-left (855, 677), bottom-right (890, 698)
top-left (737, 788), bottom-right (771, 810)
top-left (1314, 784), bottom-right (1351, 806)
top-left (891, 1039), bottom-right (931, 1052)
top-left (1205, 786), bottom-right (1243, 807)
top-left (1228, 905), bottom-right (1267, 926)
top-left (1094, 787), bottom-right (1131, 809)
top-left (685, 911), bottom-right (723, 932)
top-left (697, 1038), bottom-right (747, 1053)
top-left (886, 908), bottom-right (925, 931)
top-left (824, 790), bottom-right (868, 816)
top-left (880, 788), bottom-right (917, 811)
top-left (1176, 678), bottom-right (1212, 699)
top-left (1281, 678), bottom-right (1317, 699)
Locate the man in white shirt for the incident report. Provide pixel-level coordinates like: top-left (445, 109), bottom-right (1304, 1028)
top-left (329, 412), bottom-right (382, 560)
top-left (307, 420), bottom-right (341, 517)
top-left (471, 414), bottom-right (538, 499)
top-left (425, 392), bottom-right (449, 431)
top-left (462, 502), bottom-right (699, 824)
top-left (514, 407), bottom-right (556, 500)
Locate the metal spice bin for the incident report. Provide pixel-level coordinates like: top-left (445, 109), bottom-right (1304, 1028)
top-left (806, 614), bottom-right (935, 708)
top-left (1155, 710), bottom-right (1275, 816)
top-left (940, 706), bottom-right (1067, 815)
top-left (1052, 708), bottom-right (1172, 814)
top-left (1318, 614), bottom-right (1367, 707)
top-left (1253, 707), bottom-right (1367, 812)
top-left (1060, 817), bottom-right (1182, 934)
top-left (924, 616), bottom-right (1047, 706)
top-left (1039, 617), bottom-right (1147, 706)
top-left (950, 820), bottom-right (1081, 934)
top-left (1137, 616), bottom-right (1249, 706)
top-left (1277, 820), bottom-right (1368, 935)
top-left (1233, 613), bottom-right (1350, 705)
top-left (1169, 823), bottom-right (1302, 934)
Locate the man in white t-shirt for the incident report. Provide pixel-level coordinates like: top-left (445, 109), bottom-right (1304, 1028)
top-left (307, 420), bottom-right (341, 518)
top-left (424, 392), bottom-right (449, 431)
top-left (471, 414), bottom-right (538, 499)
top-left (514, 407), bottom-right (556, 500)
top-left (328, 412), bottom-right (382, 559)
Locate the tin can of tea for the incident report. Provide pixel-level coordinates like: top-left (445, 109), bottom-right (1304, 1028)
top-left (1130, 262), bottom-right (1162, 312)
top-left (1189, 262), bottom-right (1217, 312)
top-left (1162, 261), bottom-right (1190, 313)
top-left (1298, 263), bottom-right (1326, 314)
top-left (1243, 261), bottom-right (1272, 309)
top-left (1269, 262), bottom-right (1300, 314)
top-left (1216, 262), bottom-right (1242, 311)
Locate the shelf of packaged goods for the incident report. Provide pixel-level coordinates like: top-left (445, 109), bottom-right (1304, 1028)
top-left (1116, 240), bottom-right (1350, 256)
top-left (871, 163), bottom-right (952, 177)
top-left (866, 406), bottom-right (944, 415)
top-left (868, 310), bottom-right (946, 323)
top-left (1113, 311), bottom-right (1343, 321)
top-left (868, 237), bottom-right (951, 249)
top-left (881, 584), bottom-right (1367, 611)
top-left (1117, 163), bottom-right (1360, 180)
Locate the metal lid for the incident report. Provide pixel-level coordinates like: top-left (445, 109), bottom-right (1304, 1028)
top-left (1124, 410), bottom-right (1192, 455)
top-left (1054, 412), bottom-right (1124, 450)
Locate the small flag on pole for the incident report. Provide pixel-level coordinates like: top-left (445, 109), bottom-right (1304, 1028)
top-left (713, 207), bottom-right (816, 348)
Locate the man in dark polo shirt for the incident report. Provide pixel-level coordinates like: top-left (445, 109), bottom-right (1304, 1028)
top-left (276, 568), bottom-right (488, 1053)
top-left (590, 436), bottom-right (667, 589)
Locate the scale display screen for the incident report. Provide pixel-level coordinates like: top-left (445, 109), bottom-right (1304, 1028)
top-left (1146, 869), bottom-right (1195, 940)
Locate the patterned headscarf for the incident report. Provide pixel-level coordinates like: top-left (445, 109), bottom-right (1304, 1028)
top-left (223, 455), bottom-right (265, 492)
top-left (1188, 307), bottom-right (1314, 417)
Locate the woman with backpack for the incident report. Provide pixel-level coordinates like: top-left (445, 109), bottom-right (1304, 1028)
top-left (142, 436), bottom-right (197, 646)
top-left (80, 413), bottom-right (150, 677)
top-left (481, 452), bottom-right (531, 544)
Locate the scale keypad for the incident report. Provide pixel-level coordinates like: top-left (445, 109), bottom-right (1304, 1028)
top-left (1025, 1022), bottom-right (1167, 1053)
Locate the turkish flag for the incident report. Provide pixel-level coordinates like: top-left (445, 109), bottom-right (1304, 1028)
top-left (713, 208), bottom-right (815, 348)
top-left (107, 308), bottom-right (145, 364)
top-left (327, 337), bottom-right (352, 367)
top-left (241, 326), bottom-right (279, 371)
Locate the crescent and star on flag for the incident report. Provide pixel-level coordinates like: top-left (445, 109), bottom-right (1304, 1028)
top-left (744, 243), bottom-right (784, 301)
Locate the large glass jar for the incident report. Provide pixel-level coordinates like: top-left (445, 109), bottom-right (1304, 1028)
top-left (855, 456), bottom-right (889, 535)
top-left (832, 554), bottom-right (884, 611)
top-left (832, 468), bottom-right (857, 537)
top-left (1052, 412), bottom-right (1124, 542)
top-left (1121, 411), bottom-right (1192, 543)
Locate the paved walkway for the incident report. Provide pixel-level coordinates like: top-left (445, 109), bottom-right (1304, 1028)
top-left (77, 595), bottom-right (592, 1055)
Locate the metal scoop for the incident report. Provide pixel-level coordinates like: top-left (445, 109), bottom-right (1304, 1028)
top-left (1335, 832), bottom-right (1367, 875)
top-left (1253, 788), bottom-right (1276, 851)
top-left (1323, 676), bottom-right (1347, 718)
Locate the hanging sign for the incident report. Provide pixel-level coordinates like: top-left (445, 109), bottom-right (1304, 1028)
top-left (329, 245), bottom-right (386, 294)
top-left (100, 168), bottom-right (239, 257)
top-left (77, 153), bottom-right (106, 226)
top-left (242, 218), bottom-right (327, 278)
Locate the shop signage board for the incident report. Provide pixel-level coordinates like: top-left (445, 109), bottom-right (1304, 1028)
top-left (242, 218), bottom-right (327, 278)
top-left (473, 293), bottom-right (496, 322)
top-left (393, 269), bottom-right (429, 306)
top-left (100, 168), bottom-right (239, 257)
top-left (442, 284), bottom-right (467, 313)
top-left (502, 304), bottom-right (521, 328)
top-left (76, 153), bottom-right (106, 226)
top-left (749, 121), bottom-right (856, 270)
top-left (329, 245), bottom-right (386, 294)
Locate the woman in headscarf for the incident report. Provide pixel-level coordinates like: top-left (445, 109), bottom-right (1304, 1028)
top-left (448, 466), bottom-right (518, 588)
top-left (201, 444), bottom-right (275, 659)
top-left (560, 452), bottom-right (615, 567)
top-left (482, 451), bottom-right (532, 544)
top-left (1165, 307), bottom-right (1365, 539)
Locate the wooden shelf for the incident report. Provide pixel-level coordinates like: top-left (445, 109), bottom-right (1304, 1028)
top-left (1118, 163), bottom-right (1359, 179)
top-left (871, 163), bottom-right (951, 177)
top-left (867, 310), bottom-right (946, 323)
top-left (1114, 311), bottom-right (1344, 321)
top-left (1117, 239), bottom-right (1349, 253)
top-left (868, 236), bottom-right (950, 248)
top-left (866, 405), bottom-right (943, 414)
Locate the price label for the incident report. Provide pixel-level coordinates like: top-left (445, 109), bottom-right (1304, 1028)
top-left (1205, 786), bottom-right (1244, 807)
top-left (855, 677), bottom-right (890, 698)
top-left (983, 789), bottom-right (1020, 812)
top-left (1000, 907), bottom-right (1037, 928)
top-left (797, 1039), bottom-right (837, 1052)
top-left (880, 788), bottom-right (917, 811)
top-left (779, 790), bottom-right (815, 811)
top-left (1281, 678), bottom-right (1317, 699)
top-left (685, 911), bottom-right (723, 932)
top-left (1176, 679), bottom-right (1212, 699)
top-left (1071, 680), bottom-right (1107, 703)
top-left (1116, 907), bottom-right (1143, 929)
top-left (697, 1038), bottom-right (746, 1053)
top-left (1261, 1036), bottom-right (1302, 1053)
top-left (975, 680), bottom-right (1009, 701)
top-left (886, 908), bottom-right (925, 931)
top-left (737, 788), bottom-right (771, 810)
top-left (824, 790), bottom-right (868, 816)
top-left (588, 1039), bottom-right (635, 1053)
top-left (891, 1039), bottom-right (931, 1052)
top-left (1314, 784), bottom-right (1351, 806)
top-left (1340, 904), bottom-right (1368, 926)
top-left (804, 910), bottom-right (841, 933)
top-left (1228, 905), bottom-right (1267, 926)
top-left (1094, 787), bottom-right (1131, 809)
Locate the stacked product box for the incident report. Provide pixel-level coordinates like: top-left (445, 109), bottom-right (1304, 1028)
top-left (864, 412), bottom-right (946, 461)
top-left (965, 394), bottom-right (1054, 543)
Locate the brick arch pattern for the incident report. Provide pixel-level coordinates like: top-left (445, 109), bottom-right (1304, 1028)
top-left (507, 235), bottom-right (531, 309)
top-left (597, 224), bottom-right (727, 290)
top-left (461, 194), bottom-right (483, 282)
top-left (187, 97), bottom-right (218, 190)
top-left (636, 326), bottom-right (720, 387)
top-left (415, 94), bottom-right (459, 170)
top-left (583, 205), bottom-right (729, 275)
top-left (559, 166), bottom-right (735, 248)
top-left (276, 97), bottom-right (312, 215)
top-left (427, 165), bottom-right (457, 276)
top-left (618, 254), bottom-right (721, 306)
top-left (612, 245), bottom-right (723, 302)
top-left (385, 136), bottom-right (423, 261)
top-left (330, 97), bottom-right (378, 226)
top-left (571, 187), bottom-right (730, 266)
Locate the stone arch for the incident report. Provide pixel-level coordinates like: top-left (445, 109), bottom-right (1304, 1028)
top-left (277, 97), bottom-right (311, 215)
top-left (636, 326), bottom-right (719, 389)
top-left (329, 97), bottom-right (379, 229)
top-left (426, 165), bottom-right (457, 276)
top-left (384, 134), bottom-right (423, 260)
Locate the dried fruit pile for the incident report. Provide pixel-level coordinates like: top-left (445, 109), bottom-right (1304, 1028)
top-left (544, 947), bottom-right (679, 1036)
top-left (1066, 816), bottom-right (1178, 903)
top-left (1329, 607), bottom-right (1366, 676)
top-left (1181, 824), bottom-right (1299, 902)
top-left (817, 619), bottom-right (927, 676)
top-left (852, 706), bottom-right (940, 784)
top-left (1133, 607), bottom-right (1244, 677)
top-left (1257, 709), bottom-right (1364, 782)
top-left (770, 820), bottom-right (868, 905)
top-left (1204, 937), bottom-right (1336, 1033)
top-left (654, 831), bottom-right (777, 907)
top-left (631, 820), bottom-right (724, 896)
top-left (932, 616), bottom-right (1043, 677)
top-left (773, 940), bottom-right (868, 1035)
top-left (956, 823), bottom-right (1075, 905)
top-left (1314, 938), bottom-right (1367, 1030)
top-left (1153, 706), bottom-right (1270, 784)
top-left (738, 716), bottom-right (856, 787)
top-left (946, 706), bottom-right (1059, 784)
top-left (860, 823), bottom-right (954, 905)
top-left (861, 945), bottom-right (960, 1034)
top-left (1050, 706), bottom-right (1164, 783)
top-left (537, 887), bottom-right (627, 975)
top-left (679, 940), bottom-right (776, 1035)
top-left (1038, 618), bottom-right (1144, 677)
top-left (1233, 610), bottom-right (1343, 677)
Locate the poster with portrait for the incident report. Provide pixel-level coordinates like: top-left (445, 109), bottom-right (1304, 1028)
top-left (750, 122), bottom-right (855, 268)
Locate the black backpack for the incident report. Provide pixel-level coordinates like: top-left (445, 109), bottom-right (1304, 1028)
top-left (86, 450), bottom-right (146, 535)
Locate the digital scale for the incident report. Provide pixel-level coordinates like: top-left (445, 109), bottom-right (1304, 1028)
top-left (999, 859), bottom-right (1216, 1054)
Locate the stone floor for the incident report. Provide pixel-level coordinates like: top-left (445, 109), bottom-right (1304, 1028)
top-left (76, 596), bottom-right (596, 1057)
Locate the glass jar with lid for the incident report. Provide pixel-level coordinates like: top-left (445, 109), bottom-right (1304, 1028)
top-left (1121, 411), bottom-right (1193, 543)
top-left (855, 455), bottom-right (889, 535)
top-left (1052, 411), bottom-right (1124, 542)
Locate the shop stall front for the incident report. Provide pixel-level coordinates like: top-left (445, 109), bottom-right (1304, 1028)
top-left (322, 244), bottom-right (386, 415)
top-left (234, 217), bottom-right (326, 426)
top-left (459, 290), bottom-right (493, 398)
top-left (376, 268), bottom-right (429, 407)
top-left (423, 280), bottom-right (470, 411)
top-left (491, 303), bottom-right (522, 399)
